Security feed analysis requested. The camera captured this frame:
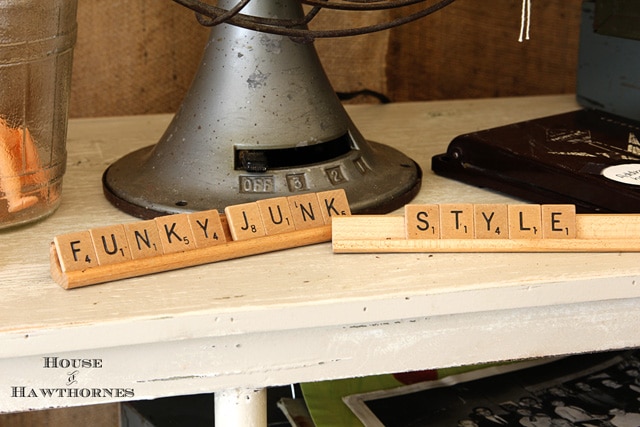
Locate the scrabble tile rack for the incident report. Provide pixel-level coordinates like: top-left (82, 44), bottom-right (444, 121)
top-left (52, 198), bottom-right (640, 289)
top-left (50, 190), bottom-right (349, 289)
top-left (332, 205), bottom-right (640, 253)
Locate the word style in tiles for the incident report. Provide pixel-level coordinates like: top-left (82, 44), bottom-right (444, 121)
top-left (405, 203), bottom-right (576, 240)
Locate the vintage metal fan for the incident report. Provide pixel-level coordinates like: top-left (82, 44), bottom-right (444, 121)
top-left (102, 0), bottom-right (456, 218)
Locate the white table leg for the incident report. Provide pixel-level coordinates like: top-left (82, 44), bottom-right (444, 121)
top-left (214, 388), bottom-right (267, 427)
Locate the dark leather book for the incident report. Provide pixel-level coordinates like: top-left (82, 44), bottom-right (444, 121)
top-left (432, 109), bottom-right (640, 213)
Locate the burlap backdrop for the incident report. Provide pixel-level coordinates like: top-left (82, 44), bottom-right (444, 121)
top-left (70, 1), bottom-right (581, 118)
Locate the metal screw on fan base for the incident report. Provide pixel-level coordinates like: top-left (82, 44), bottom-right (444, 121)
top-left (102, 0), bottom-right (423, 218)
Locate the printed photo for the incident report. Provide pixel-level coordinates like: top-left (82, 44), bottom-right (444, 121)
top-left (344, 350), bottom-right (640, 427)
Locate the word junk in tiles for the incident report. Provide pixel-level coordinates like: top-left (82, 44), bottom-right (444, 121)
top-left (53, 189), bottom-right (350, 273)
top-left (224, 189), bottom-right (350, 240)
top-left (405, 203), bottom-right (577, 240)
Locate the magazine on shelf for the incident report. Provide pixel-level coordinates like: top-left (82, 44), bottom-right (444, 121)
top-left (344, 350), bottom-right (640, 427)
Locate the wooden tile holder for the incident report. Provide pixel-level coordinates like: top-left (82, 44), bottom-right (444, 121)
top-left (50, 190), bottom-right (350, 289)
top-left (332, 204), bottom-right (640, 253)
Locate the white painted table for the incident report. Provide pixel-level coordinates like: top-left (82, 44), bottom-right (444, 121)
top-left (3, 95), bottom-right (640, 425)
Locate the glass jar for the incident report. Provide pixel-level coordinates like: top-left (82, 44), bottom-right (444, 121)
top-left (0, 0), bottom-right (77, 229)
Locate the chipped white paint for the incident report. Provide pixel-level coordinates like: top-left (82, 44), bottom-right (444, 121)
top-left (215, 388), bottom-right (266, 427)
top-left (4, 96), bottom-right (640, 425)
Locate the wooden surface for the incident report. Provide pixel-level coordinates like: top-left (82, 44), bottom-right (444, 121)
top-left (69, 1), bottom-right (581, 117)
top-left (4, 95), bottom-right (640, 414)
top-left (332, 213), bottom-right (640, 253)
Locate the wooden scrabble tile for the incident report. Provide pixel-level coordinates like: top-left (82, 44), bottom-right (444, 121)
top-left (256, 197), bottom-right (295, 235)
top-left (54, 230), bottom-right (100, 272)
top-left (288, 193), bottom-right (324, 230)
top-left (188, 210), bottom-right (228, 247)
top-left (225, 202), bottom-right (266, 240)
top-left (474, 204), bottom-right (509, 239)
top-left (405, 204), bottom-right (440, 239)
top-left (155, 213), bottom-right (197, 253)
top-left (124, 220), bottom-right (163, 259)
top-left (90, 225), bottom-right (132, 265)
top-left (439, 203), bottom-right (474, 239)
top-left (316, 189), bottom-right (351, 224)
top-left (217, 215), bottom-right (233, 241)
top-left (508, 204), bottom-right (542, 239)
top-left (542, 204), bottom-right (577, 239)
